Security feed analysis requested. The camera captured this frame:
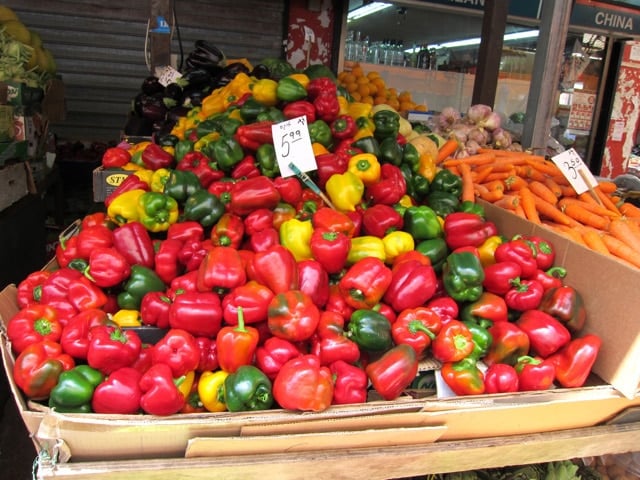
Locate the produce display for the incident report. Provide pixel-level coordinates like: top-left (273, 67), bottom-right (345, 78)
top-left (5, 59), bottom-right (607, 417)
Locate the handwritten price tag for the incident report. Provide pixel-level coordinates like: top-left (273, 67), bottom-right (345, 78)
top-left (550, 148), bottom-right (598, 195)
top-left (271, 116), bottom-right (317, 177)
top-left (155, 65), bottom-right (182, 87)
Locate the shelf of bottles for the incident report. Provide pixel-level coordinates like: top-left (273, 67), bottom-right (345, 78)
top-left (344, 30), bottom-right (437, 70)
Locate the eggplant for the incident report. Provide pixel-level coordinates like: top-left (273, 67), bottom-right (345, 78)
top-left (182, 84), bottom-right (211, 107)
top-left (193, 40), bottom-right (225, 64)
top-left (212, 62), bottom-right (251, 88)
top-left (141, 76), bottom-right (164, 96)
top-left (186, 51), bottom-right (225, 75)
top-left (179, 68), bottom-right (213, 88)
top-left (250, 64), bottom-right (271, 80)
top-left (163, 83), bottom-right (184, 109)
top-left (140, 93), bottom-right (168, 122)
top-left (166, 105), bottom-right (192, 123)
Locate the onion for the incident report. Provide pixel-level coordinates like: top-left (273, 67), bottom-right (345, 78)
top-left (454, 148), bottom-right (470, 159)
top-left (465, 140), bottom-right (481, 155)
top-left (506, 142), bottom-right (524, 152)
top-left (449, 123), bottom-right (471, 144)
top-left (467, 127), bottom-right (489, 145)
top-left (466, 104), bottom-right (492, 124)
top-left (437, 107), bottom-right (461, 131)
top-left (481, 112), bottom-right (502, 131)
top-left (492, 128), bottom-right (512, 149)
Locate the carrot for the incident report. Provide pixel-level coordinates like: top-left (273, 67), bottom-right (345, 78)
top-left (436, 138), bottom-right (460, 164)
top-left (494, 194), bottom-right (520, 211)
top-left (442, 152), bottom-right (496, 167)
top-left (458, 162), bottom-right (476, 204)
top-left (543, 223), bottom-right (588, 246)
top-left (597, 180), bottom-right (618, 194)
top-left (558, 197), bottom-right (620, 219)
top-left (543, 177), bottom-right (563, 199)
top-left (471, 165), bottom-right (494, 184)
top-left (608, 218), bottom-right (640, 253)
top-left (562, 202), bottom-right (610, 230)
top-left (559, 184), bottom-right (578, 197)
top-left (581, 228), bottom-right (610, 255)
top-left (550, 175), bottom-right (571, 187)
top-left (504, 175), bottom-right (528, 191)
top-left (482, 171), bottom-right (514, 182)
top-left (529, 180), bottom-right (559, 205)
top-left (519, 187), bottom-right (540, 224)
top-left (515, 165), bottom-right (547, 182)
top-left (479, 189), bottom-right (504, 202)
top-left (525, 158), bottom-right (562, 177)
top-left (514, 203), bottom-right (526, 219)
top-left (595, 186), bottom-right (621, 214)
top-left (620, 201), bottom-right (640, 218)
top-left (601, 234), bottom-right (640, 268)
top-left (532, 194), bottom-right (577, 227)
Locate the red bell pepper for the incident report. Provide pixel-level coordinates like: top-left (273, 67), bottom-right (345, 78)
top-left (195, 336), bottom-right (219, 372)
top-left (365, 343), bottom-right (419, 401)
top-left (76, 224), bottom-right (114, 260)
top-left (210, 212), bottom-right (245, 248)
top-left (273, 176), bottom-right (303, 206)
top-left (315, 152), bottom-right (348, 190)
top-left (138, 291), bottom-right (172, 329)
top-left (102, 146), bottom-right (131, 168)
top-left (168, 291), bottom-right (223, 338)
top-left (248, 244), bottom-right (299, 294)
top-left (363, 206), bottom-right (403, 241)
top-left (222, 280), bottom-right (274, 325)
top-left (494, 238), bottom-right (538, 279)
top-left (13, 340), bottom-right (75, 399)
top-left (313, 92), bottom-right (340, 123)
top-left (177, 151), bottom-right (222, 188)
top-left (482, 261), bottom-right (522, 296)
top-left (59, 309), bottom-right (111, 360)
top-left (547, 334), bottom-right (601, 388)
top-left (167, 220), bottom-right (204, 243)
top-left (516, 309), bottom-right (571, 358)
top-left (7, 304), bottom-right (62, 354)
top-left (41, 268), bottom-right (108, 320)
top-left (532, 266), bottom-right (567, 292)
top-left (104, 174), bottom-right (150, 207)
top-left (16, 271), bottom-right (50, 308)
top-left (243, 208), bottom-right (274, 236)
top-left (87, 325), bottom-right (142, 375)
top-left (295, 189), bottom-right (325, 221)
top-left (311, 310), bottom-right (360, 366)
top-left (178, 238), bottom-right (213, 272)
top-left (282, 100), bottom-right (316, 123)
top-left (441, 357), bottom-right (486, 396)
top-left (514, 355), bottom-right (556, 391)
top-left (330, 360), bottom-right (368, 405)
top-left (273, 354), bottom-right (334, 412)
top-left (196, 245), bottom-right (247, 292)
top-left (483, 363), bottom-right (519, 393)
top-left (216, 307), bottom-right (259, 373)
top-left (426, 296), bottom-right (459, 325)
top-left (141, 142), bottom-right (175, 170)
top-left (383, 259), bottom-right (437, 312)
top-left (112, 221), bottom-right (156, 269)
top-left (483, 321), bottom-right (530, 366)
top-left (443, 212), bottom-right (498, 251)
top-left (231, 154), bottom-right (261, 179)
top-left (297, 259), bottom-right (330, 308)
top-left (312, 206), bottom-right (356, 237)
top-left (229, 175), bottom-right (281, 217)
top-left (391, 306), bottom-right (442, 357)
top-left (139, 363), bottom-right (185, 415)
top-left (325, 283), bottom-right (354, 319)
top-left (267, 289), bottom-right (320, 343)
top-left (521, 234), bottom-right (556, 270)
top-left (255, 337), bottom-right (303, 380)
top-left (81, 211), bottom-right (113, 230)
top-left (538, 285), bottom-right (587, 334)
top-left (235, 120), bottom-right (274, 151)
top-left (169, 270), bottom-right (200, 296)
top-left (55, 235), bottom-right (79, 269)
top-left (306, 77), bottom-right (337, 99)
top-left (431, 319), bottom-right (475, 363)
top-left (330, 115), bottom-right (357, 140)
top-left (461, 291), bottom-right (508, 324)
top-left (86, 246), bottom-right (131, 288)
top-left (365, 163), bottom-right (407, 205)
top-left (152, 328), bottom-right (200, 377)
top-left (92, 366), bottom-right (142, 414)
top-left (246, 227), bottom-right (280, 252)
top-left (504, 277), bottom-right (544, 312)
top-left (131, 344), bottom-right (154, 374)
top-left (338, 257), bottom-right (393, 310)
top-left (207, 178), bottom-right (235, 207)
top-left (154, 238), bottom-right (184, 284)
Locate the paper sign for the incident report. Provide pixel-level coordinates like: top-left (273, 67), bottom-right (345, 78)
top-left (155, 65), bottom-right (182, 87)
top-left (551, 148), bottom-right (598, 195)
top-left (271, 116), bottom-right (317, 177)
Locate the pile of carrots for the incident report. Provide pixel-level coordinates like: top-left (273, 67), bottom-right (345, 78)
top-left (438, 148), bottom-right (640, 270)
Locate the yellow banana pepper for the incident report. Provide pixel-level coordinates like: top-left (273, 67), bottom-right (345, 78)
top-left (382, 231), bottom-right (415, 265)
top-left (325, 171), bottom-right (364, 212)
top-left (111, 309), bottom-right (142, 327)
top-left (251, 78), bottom-right (279, 106)
top-left (348, 153), bottom-right (381, 187)
top-left (418, 153), bottom-right (437, 182)
top-left (347, 235), bottom-right (386, 264)
top-left (107, 189), bottom-right (145, 225)
top-left (150, 168), bottom-right (172, 193)
top-left (279, 218), bottom-right (313, 261)
top-left (198, 370), bottom-right (229, 412)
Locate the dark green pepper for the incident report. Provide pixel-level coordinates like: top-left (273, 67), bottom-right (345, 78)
top-left (211, 136), bottom-right (244, 172)
top-left (462, 319), bottom-right (493, 361)
top-left (401, 143), bottom-right (420, 173)
top-left (400, 164), bottom-right (430, 203)
top-left (347, 308), bottom-right (393, 352)
top-left (415, 237), bottom-right (449, 274)
top-left (197, 114), bottom-right (242, 138)
top-left (223, 365), bottom-right (274, 412)
top-left (308, 119), bottom-right (333, 148)
top-left (458, 200), bottom-right (486, 217)
top-left (427, 190), bottom-right (460, 217)
top-left (378, 136), bottom-right (403, 166)
top-left (431, 169), bottom-right (463, 197)
top-left (239, 97), bottom-right (269, 123)
top-left (174, 139), bottom-right (194, 162)
top-left (163, 169), bottom-right (201, 204)
top-left (403, 205), bottom-right (443, 241)
top-left (352, 135), bottom-right (381, 157)
top-left (48, 365), bottom-right (104, 413)
top-left (118, 265), bottom-right (166, 310)
top-left (256, 143), bottom-right (279, 178)
top-left (183, 189), bottom-right (225, 227)
top-left (157, 133), bottom-right (180, 147)
top-left (276, 76), bottom-right (308, 102)
top-left (256, 106), bottom-right (286, 123)
top-left (442, 251), bottom-right (485, 302)
top-left (372, 109), bottom-right (400, 141)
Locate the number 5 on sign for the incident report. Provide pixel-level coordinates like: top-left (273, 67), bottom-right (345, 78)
top-left (272, 115), bottom-right (317, 177)
top-left (550, 148), bottom-right (598, 195)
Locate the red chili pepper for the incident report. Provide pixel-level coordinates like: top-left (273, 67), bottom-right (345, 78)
top-left (152, 328), bottom-right (200, 377)
top-left (248, 244), bottom-right (299, 294)
top-left (216, 307), bottom-right (260, 373)
top-left (282, 100), bottom-right (316, 123)
top-left (383, 259), bottom-right (438, 312)
top-left (494, 238), bottom-right (538, 279)
top-left (86, 246), bottom-right (131, 288)
top-left (168, 291), bottom-right (222, 338)
top-left (86, 325), bottom-right (142, 375)
top-left (330, 360), bottom-right (368, 405)
top-left (16, 271), bottom-right (50, 308)
top-left (313, 92), bottom-right (340, 123)
top-left (154, 238), bottom-right (184, 284)
top-left (112, 221), bottom-right (156, 269)
top-left (365, 163), bottom-right (407, 205)
top-left (196, 245), bottom-right (247, 292)
top-left (482, 261), bottom-right (522, 295)
top-left (538, 285), bottom-right (587, 334)
top-left (391, 306), bottom-right (442, 357)
top-left (514, 355), bottom-right (556, 391)
top-left (443, 212), bottom-right (499, 251)
top-left (547, 334), bottom-right (601, 388)
top-left (235, 120), bottom-right (274, 151)
top-left (504, 277), bottom-right (544, 312)
top-left (140, 291), bottom-right (172, 329)
top-left (222, 280), bottom-right (274, 325)
top-left (104, 174), bottom-right (150, 207)
top-left (102, 146), bottom-right (132, 168)
top-left (365, 344), bottom-right (419, 401)
top-left (231, 154), bottom-right (261, 179)
top-left (139, 363), bottom-right (185, 415)
top-left (273, 354), bottom-right (334, 412)
top-left (273, 176), bottom-right (303, 205)
top-left (338, 257), bottom-right (393, 310)
top-left (483, 321), bottom-right (530, 366)
top-left (13, 340), bottom-right (75, 399)
top-left (76, 224), bottom-right (114, 260)
top-left (255, 337), bottom-right (303, 380)
top-left (92, 366), bottom-right (142, 414)
top-left (297, 259), bottom-right (330, 308)
top-left (59, 309), bottom-right (110, 360)
top-left (141, 143), bottom-right (175, 170)
top-left (7, 304), bottom-right (62, 354)
top-left (431, 319), bottom-right (475, 363)
top-left (330, 115), bottom-right (357, 140)
top-left (483, 363), bottom-right (519, 394)
top-left (361, 203), bottom-right (403, 238)
top-left (515, 309), bottom-right (571, 358)
top-left (268, 289), bottom-right (320, 342)
top-left (210, 212), bottom-right (245, 248)
top-left (441, 357), bottom-right (486, 396)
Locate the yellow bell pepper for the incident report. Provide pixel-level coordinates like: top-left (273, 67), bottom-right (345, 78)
top-left (224, 72), bottom-right (253, 107)
top-left (348, 153), bottom-right (381, 187)
top-left (170, 116), bottom-right (189, 140)
top-left (225, 58), bottom-right (253, 70)
top-left (279, 218), bottom-right (313, 261)
top-left (162, 145), bottom-right (175, 157)
top-left (133, 168), bottom-right (153, 186)
top-left (129, 141), bottom-right (151, 155)
top-left (418, 153), bottom-right (437, 182)
top-left (348, 102), bottom-right (372, 120)
top-left (325, 171), bottom-right (364, 212)
top-left (398, 194), bottom-right (415, 209)
top-left (478, 235), bottom-right (503, 267)
top-left (121, 162), bottom-right (142, 171)
top-left (226, 107), bottom-right (244, 122)
top-left (198, 370), bottom-right (229, 412)
top-left (177, 370), bottom-right (196, 400)
top-left (111, 309), bottom-right (142, 327)
top-left (251, 78), bottom-right (279, 107)
top-left (337, 95), bottom-right (350, 116)
top-left (107, 189), bottom-right (145, 225)
top-left (194, 132), bottom-right (220, 152)
top-left (311, 142), bottom-right (329, 157)
top-left (382, 231), bottom-right (415, 265)
top-left (287, 73), bottom-right (310, 89)
top-left (150, 168), bottom-right (172, 193)
top-left (347, 236), bottom-right (386, 264)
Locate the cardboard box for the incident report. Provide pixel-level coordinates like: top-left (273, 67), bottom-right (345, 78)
top-left (92, 166), bottom-right (133, 202)
top-left (0, 162), bottom-right (30, 211)
top-left (42, 77), bottom-right (66, 123)
top-left (0, 81), bottom-right (44, 108)
top-left (1, 203), bottom-right (639, 465)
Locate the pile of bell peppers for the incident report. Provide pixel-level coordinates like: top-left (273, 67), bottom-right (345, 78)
top-left (8, 67), bottom-right (602, 416)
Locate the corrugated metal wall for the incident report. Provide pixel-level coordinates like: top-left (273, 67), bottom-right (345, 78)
top-left (6, 0), bottom-right (287, 142)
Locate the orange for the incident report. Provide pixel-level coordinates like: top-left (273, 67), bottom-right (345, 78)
top-left (357, 83), bottom-right (370, 98)
top-left (351, 65), bottom-right (364, 78)
top-left (362, 95), bottom-right (374, 105)
top-left (345, 81), bottom-right (358, 93)
top-left (350, 91), bottom-right (362, 101)
top-left (367, 71), bottom-right (381, 80)
top-left (372, 77), bottom-right (386, 91)
top-left (342, 72), bottom-right (355, 85)
top-left (398, 90), bottom-right (412, 102)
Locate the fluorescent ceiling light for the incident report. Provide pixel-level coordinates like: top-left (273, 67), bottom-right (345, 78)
top-left (348, 2), bottom-right (392, 22)
top-left (428, 29), bottom-right (539, 50)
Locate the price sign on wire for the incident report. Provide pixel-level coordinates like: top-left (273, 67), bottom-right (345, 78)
top-left (271, 115), bottom-right (317, 177)
top-left (550, 148), bottom-right (598, 195)
top-left (155, 65), bottom-right (182, 87)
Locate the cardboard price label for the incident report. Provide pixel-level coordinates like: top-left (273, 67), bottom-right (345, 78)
top-left (550, 148), bottom-right (598, 195)
top-left (271, 115), bottom-right (317, 177)
top-left (155, 65), bottom-right (182, 87)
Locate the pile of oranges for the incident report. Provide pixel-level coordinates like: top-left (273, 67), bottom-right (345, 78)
top-left (337, 63), bottom-right (427, 114)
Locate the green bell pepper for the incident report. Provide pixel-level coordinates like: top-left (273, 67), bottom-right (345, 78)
top-left (118, 265), bottom-right (166, 310)
top-left (239, 97), bottom-right (269, 122)
top-left (256, 106), bottom-right (286, 123)
top-left (276, 76), bottom-right (308, 102)
top-left (256, 143), bottom-right (279, 178)
top-left (431, 169), bottom-right (463, 197)
top-left (223, 365), bottom-right (274, 412)
top-left (415, 237), bottom-right (449, 273)
top-left (308, 119), bottom-right (333, 148)
top-left (401, 143), bottom-right (420, 173)
top-left (458, 200), bottom-right (486, 217)
top-left (352, 135), bottom-right (381, 157)
top-left (174, 139), bottom-right (194, 161)
top-left (48, 365), bottom-right (104, 413)
top-left (164, 169), bottom-right (201, 204)
top-left (427, 190), bottom-right (460, 217)
top-left (211, 136), bottom-right (245, 172)
top-left (378, 136), bottom-right (403, 166)
top-left (400, 164), bottom-right (430, 203)
top-left (442, 251), bottom-right (485, 302)
top-left (347, 308), bottom-right (393, 352)
top-left (183, 189), bottom-right (225, 227)
top-left (403, 205), bottom-right (442, 241)
top-left (137, 191), bottom-right (179, 232)
top-left (197, 114), bottom-right (242, 138)
top-left (462, 319), bottom-right (493, 360)
top-left (372, 109), bottom-right (400, 141)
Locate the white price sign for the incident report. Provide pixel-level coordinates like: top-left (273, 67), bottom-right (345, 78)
top-left (550, 148), bottom-right (598, 195)
top-left (271, 115), bottom-right (317, 177)
top-left (154, 65), bottom-right (182, 87)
